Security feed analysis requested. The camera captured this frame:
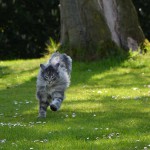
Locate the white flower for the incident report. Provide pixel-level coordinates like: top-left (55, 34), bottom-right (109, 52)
top-left (72, 113), bottom-right (76, 118)
top-left (14, 101), bottom-right (18, 105)
top-left (97, 90), bottom-right (102, 94)
top-left (0, 139), bottom-right (6, 143)
top-left (43, 139), bottom-right (48, 142)
top-left (132, 87), bottom-right (138, 90)
top-left (36, 121), bottom-right (42, 124)
top-left (112, 96), bottom-right (116, 99)
top-left (136, 140), bottom-right (140, 142)
top-left (87, 69), bottom-right (92, 72)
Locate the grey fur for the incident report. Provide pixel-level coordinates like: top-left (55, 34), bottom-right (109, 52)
top-left (36, 52), bottom-right (72, 117)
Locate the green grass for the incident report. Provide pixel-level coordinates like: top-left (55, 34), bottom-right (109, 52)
top-left (0, 53), bottom-right (150, 150)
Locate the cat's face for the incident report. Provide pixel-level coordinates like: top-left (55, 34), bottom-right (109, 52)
top-left (40, 63), bottom-right (59, 85)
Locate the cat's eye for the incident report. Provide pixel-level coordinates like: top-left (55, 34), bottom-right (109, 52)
top-left (52, 74), bottom-right (56, 79)
top-left (44, 75), bottom-right (48, 79)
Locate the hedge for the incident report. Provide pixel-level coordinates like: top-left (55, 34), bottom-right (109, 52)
top-left (0, 0), bottom-right (59, 59)
top-left (0, 0), bottom-right (149, 59)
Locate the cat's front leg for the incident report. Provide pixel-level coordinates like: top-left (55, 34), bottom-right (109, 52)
top-left (37, 90), bottom-right (49, 118)
top-left (50, 91), bottom-right (64, 111)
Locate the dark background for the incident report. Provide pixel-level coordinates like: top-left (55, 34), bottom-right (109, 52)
top-left (0, 0), bottom-right (149, 59)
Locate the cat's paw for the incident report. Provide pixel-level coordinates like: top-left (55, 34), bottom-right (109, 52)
top-left (38, 112), bottom-right (46, 118)
top-left (50, 104), bottom-right (58, 111)
top-left (50, 99), bottom-right (62, 111)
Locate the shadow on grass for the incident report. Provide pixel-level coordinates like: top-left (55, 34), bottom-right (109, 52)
top-left (0, 78), bottom-right (149, 149)
top-left (0, 66), bottom-right (13, 78)
top-left (71, 58), bottom-right (148, 87)
top-left (0, 58), bottom-right (150, 149)
top-left (87, 72), bottom-right (150, 88)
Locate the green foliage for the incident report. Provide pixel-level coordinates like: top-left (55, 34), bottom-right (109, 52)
top-left (46, 38), bottom-right (59, 55)
top-left (127, 39), bottom-right (150, 60)
top-left (142, 39), bottom-right (150, 52)
top-left (0, 53), bottom-right (150, 149)
top-left (96, 40), bottom-right (126, 59)
top-left (0, 0), bottom-right (59, 59)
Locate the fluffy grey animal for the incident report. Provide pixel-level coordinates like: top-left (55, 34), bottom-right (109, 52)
top-left (36, 52), bottom-right (72, 117)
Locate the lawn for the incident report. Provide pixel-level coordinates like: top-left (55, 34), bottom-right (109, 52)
top-left (0, 53), bottom-right (150, 150)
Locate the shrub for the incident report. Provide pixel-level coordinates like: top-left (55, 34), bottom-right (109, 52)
top-left (0, 0), bottom-right (59, 59)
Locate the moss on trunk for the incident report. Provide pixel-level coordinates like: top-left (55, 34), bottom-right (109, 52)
top-left (116, 0), bottom-right (145, 50)
top-left (60, 0), bottom-right (145, 60)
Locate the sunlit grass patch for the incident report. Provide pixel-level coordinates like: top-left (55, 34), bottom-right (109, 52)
top-left (0, 53), bottom-right (150, 149)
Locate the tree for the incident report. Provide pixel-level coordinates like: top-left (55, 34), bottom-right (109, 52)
top-left (59, 0), bottom-right (145, 60)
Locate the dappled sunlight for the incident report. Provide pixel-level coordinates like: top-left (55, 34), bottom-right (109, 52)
top-left (0, 55), bottom-right (150, 149)
top-left (63, 99), bottom-right (105, 113)
top-left (0, 59), bottom-right (41, 89)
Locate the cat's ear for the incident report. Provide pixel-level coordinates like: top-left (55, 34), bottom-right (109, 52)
top-left (40, 64), bottom-right (46, 71)
top-left (54, 63), bottom-right (60, 70)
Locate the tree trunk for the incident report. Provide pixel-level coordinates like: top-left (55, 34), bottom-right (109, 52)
top-left (60, 0), bottom-right (145, 60)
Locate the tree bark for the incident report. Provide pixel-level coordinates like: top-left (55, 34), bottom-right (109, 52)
top-left (60, 0), bottom-right (145, 60)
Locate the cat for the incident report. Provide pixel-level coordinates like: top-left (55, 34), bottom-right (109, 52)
top-left (36, 52), bottom-right (72, 117)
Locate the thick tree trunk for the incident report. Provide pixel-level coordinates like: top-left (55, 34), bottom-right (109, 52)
top-left (60, 0), bottom-right (145, 60)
